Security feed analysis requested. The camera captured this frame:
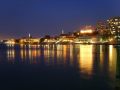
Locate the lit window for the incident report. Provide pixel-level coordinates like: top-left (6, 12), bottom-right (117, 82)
top-left (116, 22), bottom-right (118, 25)
top-left (115, 19), bottom-right (118, 21)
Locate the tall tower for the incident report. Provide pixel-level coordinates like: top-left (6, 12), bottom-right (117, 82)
top-left (62, 29), bottom-right (64, 34)
top-left (29, 33), bottom-right (31, 38)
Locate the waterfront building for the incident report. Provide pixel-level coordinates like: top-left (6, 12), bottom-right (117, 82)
top-left (76, 25), bottom-right (97, 36)
top-left (19, 37), bottom-right (40, 45)
top-left (40, 35), bottom-right (57, 44)
top-left (74, 25), bottom-right (100, 44)
top-left (56, 31), bottom-right (75, 44)
top-left (19, 34), bottom-right (40, 44)
top-left (4, 39), bottom-right (15, 45)
top-left (96, 21), bottom-right (107, 35)
top-left (42, 37), bottom-right (56, 44)
top-left (96, 21), bottom-right (110, 43)
top-left (74, 36), bottom-right (100, 44)
top-left (107, 17), bottom-right (120, 43)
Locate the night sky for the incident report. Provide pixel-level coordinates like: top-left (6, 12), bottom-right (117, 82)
top-left (0, 0), bottom-right (120, 39)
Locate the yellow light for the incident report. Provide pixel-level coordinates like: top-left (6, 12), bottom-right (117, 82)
top-left (79, 45), bottom-right (93, 77)
top-left (5, 40), bottom-right (15, 45)
top-left (109, 38), bottom-right (113, 42)
top-left (7, 48), bottom-right (15, 63)
top-left (70, 45), bottom-right (73, 65)
top-left (63, 45), bottom-right (67, 62)
top-left (80, 29), bottom-right (93, 34)
top-left (108, 45), bottom-right (117, 78)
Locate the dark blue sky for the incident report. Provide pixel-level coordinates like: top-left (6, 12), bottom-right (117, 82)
top-left (0, 0), bottom-right (120, 39)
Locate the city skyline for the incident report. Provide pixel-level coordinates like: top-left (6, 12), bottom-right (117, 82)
top-left (0, 0), bottom-right (120, 39)
top-left (0, 1), bottom-right (120, 89)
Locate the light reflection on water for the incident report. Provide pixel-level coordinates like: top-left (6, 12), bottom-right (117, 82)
top-left (2, 44), bottom-right (120, 88)
top-left (109, 45), bottom-right (117, 79)
top-left (79, 45), bottom-right (93, 78)
top-left (7, 48), bottom-right (15, 63)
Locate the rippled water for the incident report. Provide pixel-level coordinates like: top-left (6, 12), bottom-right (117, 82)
top-left (0, 44), bottom-right (120, 90)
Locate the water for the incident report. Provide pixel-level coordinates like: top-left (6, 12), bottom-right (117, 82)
top-left (0, 44), bottom-right (120, 90)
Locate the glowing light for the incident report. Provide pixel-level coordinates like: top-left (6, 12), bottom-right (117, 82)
top-left (100, 45), bottom-right (104, 69)
top-left (80, 29), bottom-right (93, 34)
top-left (70, 45), bottom-right (73, 65)
top-left (108, 45), bottom-right (117, 79)
top-left (56, 45), bottom-right (62, 59)
top-left (5, 39), bottom-right (15, 45)
top-left (109, 45), bottom-right (113, 62)
top-left (7, 48), bottom-right (15, 63)
top-left (63, 45), bottom-right (67, 63)
top-left (29, 33), bottom-right (31, 38)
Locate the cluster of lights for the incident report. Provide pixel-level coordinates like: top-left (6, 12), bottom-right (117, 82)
top-left (5, 40), bottom-right (15, 45)
top-left (80, 29), bottom-right (93, 34)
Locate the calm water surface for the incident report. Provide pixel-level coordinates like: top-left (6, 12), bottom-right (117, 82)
top-left (0, 44), bottom-right (120, 90)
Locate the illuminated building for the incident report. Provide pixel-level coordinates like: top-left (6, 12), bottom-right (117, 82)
top-left (96, 21), bottom-right (110, 43)
top-left (41, 35), bottom-right (57, 44)
top-left (74, 25), bottom-right (99, 44)
top-left (74, 36), bottom-right (100, 44)
top-left (75, 25), bottom-right (98, 38)
top-left (19, 34), bottom-right (40, 44)
top-left (80, 26), bottom-right (93, 34)
top-left (79, 25), bottom-right (95, 35)
top-left (107, 17), bottom-right (120, 43)
top-left (74, 36), bottom-right (92, 44)
top-left (4, 39), bottom-right (15, 45)
top-left (55, 29), bottom-right (75, 44)
top-left (42, 37), bottom-right (56, 44)
top-left (96, 21), bottom-right (107, 35)
top-left (19, 37), bottom-right (40, 45)
top-left (56, 33), bottom-right (75, 44)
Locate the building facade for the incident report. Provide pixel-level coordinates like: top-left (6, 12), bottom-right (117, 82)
top-left (107, 17), bottom-right (120, 42)
top-left (96, 21), bottom-right (107, 35)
